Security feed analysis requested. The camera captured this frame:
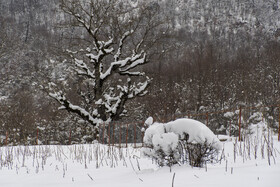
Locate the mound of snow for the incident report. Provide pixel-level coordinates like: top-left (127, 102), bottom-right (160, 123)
top-left (143, 118), bottom-right (222, 150)
top-left (166, 118), bottom-right (222, 150)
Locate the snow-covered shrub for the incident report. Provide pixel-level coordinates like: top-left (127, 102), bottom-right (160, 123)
top-left (142, 131), bottom-right (180, 167)
top-left (142, 118), bottom-right (222, 167)
top-left (184, 141), bottom-right (220, 167)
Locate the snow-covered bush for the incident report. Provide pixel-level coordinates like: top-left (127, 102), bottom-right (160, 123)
top-left (142, 118), bottom-right (222, 167)
top-left (142, 131), bottom-right (180, 167)
top-left (184, 140), bottom-right (220, 167)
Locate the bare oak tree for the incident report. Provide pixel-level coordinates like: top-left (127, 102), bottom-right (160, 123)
top-left (49, 0), bottom-right (163, 140)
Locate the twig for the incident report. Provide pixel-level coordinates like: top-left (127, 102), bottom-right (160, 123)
top-left (87, 173), bottom-right (94, 181)
top-left (172, 173), bottom-right (176, 187)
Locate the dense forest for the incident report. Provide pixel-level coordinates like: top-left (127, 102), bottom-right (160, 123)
top-left (0, 0), bottom-right (279, 145)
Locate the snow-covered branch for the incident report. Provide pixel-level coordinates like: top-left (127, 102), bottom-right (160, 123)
top-left (101, 77), bottom-right (150, 120)
top-left (74, 58), bottom-right (95, 79)
top-left (101, 52), bottom-right (146, 80)
top-left (49, 91), bottom-right (102, 126)
top-left (127, 77), bottom-right (151, 98)
top-left (120, 52), bottom-right (146, 72)
top-left (114, 31), bottom-right (133, 61)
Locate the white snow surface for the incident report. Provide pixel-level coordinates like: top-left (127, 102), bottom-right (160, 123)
top-left (0, 119), bottom-right (279, 187)
top-left (0, 135), bottom-right (280, 187)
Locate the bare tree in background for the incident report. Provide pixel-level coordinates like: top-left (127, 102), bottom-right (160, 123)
top-left (48, 0), bottom-right (165, 140)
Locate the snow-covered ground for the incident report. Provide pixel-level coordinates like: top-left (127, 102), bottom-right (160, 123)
top-left (0, 128), bottom-right (279, 187)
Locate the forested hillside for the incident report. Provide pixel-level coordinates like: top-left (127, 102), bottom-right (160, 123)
top-left (0, 0), bottom-right (279, 144)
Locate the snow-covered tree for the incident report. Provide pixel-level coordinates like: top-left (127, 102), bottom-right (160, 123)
top-left (48, 0), bottom-right (164, 140)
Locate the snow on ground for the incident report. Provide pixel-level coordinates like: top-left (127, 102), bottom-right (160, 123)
top-left (0, 126), bottom-right (280, 187)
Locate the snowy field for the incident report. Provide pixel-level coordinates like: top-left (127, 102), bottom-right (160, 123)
top-left (0, 127), bottom-right (279, 187)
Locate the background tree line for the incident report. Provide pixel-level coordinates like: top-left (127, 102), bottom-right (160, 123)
top-left (0, 0), bottom-right (279, 145)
